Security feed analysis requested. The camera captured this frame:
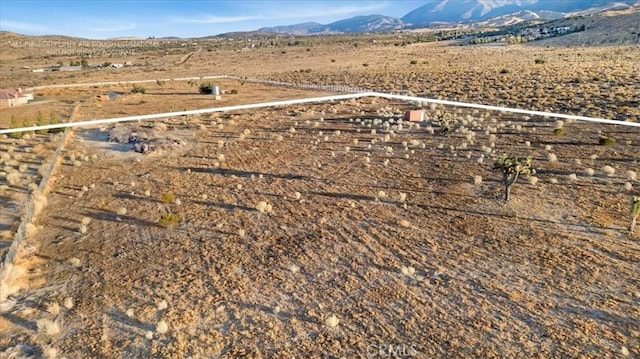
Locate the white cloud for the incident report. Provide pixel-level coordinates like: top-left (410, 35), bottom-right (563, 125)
top-left (0, 19), bottom-right (49, 33)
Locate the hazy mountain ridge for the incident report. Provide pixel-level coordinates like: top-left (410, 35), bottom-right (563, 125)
top-left (259, 15), bottom-right (403, 35)
top-left (258, 1), bottom-right (637, 35)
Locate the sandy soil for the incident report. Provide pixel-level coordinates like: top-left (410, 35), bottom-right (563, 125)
top-left (1, 95), bottom-right (638, 357)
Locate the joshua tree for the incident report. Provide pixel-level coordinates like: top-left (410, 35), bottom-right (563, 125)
top-left (630, 196), bottom-right (640, 234)
top-left (493, 154), bottom-right (533, 202)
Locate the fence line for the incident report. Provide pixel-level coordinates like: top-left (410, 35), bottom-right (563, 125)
top-left (1, 90), bottom-right (638, 135)
top-left (0, 105), bottom-right (77, 300)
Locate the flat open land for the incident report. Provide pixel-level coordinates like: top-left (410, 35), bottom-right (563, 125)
top-left (1, 32), bottom-right (639, 358)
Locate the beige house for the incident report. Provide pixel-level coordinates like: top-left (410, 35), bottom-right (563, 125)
top-left (0, 88), bottom-right (34, 107)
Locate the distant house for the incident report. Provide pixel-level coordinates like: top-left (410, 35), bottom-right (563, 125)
top-left (0, 88), bottom-right (33, 107)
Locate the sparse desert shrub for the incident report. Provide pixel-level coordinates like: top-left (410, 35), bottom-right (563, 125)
top-left (116, 207), bottom-right (127, 216)
top-left (553, 128), bottom-right (564, 136)
top-left (586, 168), bottom-right (595, 176)
top-left (547, 153), bottom-right (557, 162)
top-left (63, 297), bottom-right (74, 309)
top-left (36, 319), bottom-right (60, 335)
top-left (624, 182), bottom-right (633, 191)
top-left (534, 58), bottom-right (546, 64)
top-left (131, 85), bottom-right (146, 94)
top-left (400, 266), bottom-right (415, 275)
top-left (499, 68), bottom-right (509, 74)
top-left (156, 320), bottom-right (169, 334)
top-left (599, 136), bottom-right (615, 146)
top-left (493, 154), bottom-right (533, 202)
top-left (627, 170), bottom-right (637, 181)
top-left (325, 315), bottom-right (339, 328)
top-left (159, 212), bottom-right (181, 228)
top-left (602, 165), bottom-right (616, 176)
top-left (256, 201), bottom-right (273, 213)
top-left (410, 60), bottom-right (418, 65)
top-left (46, 302), bottom-right (60, 315)
top-left (473, 175), bottom-right (483, 185)
top-left (630, 196), bottom-right (640, 233)
top-left (161, 191), bottom-right (175, 204)
top-left (6, 172), bottom-right (21, 185)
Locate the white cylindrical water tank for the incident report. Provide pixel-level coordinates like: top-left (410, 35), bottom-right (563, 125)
top-left (213, 85), bottom-right (220, 96)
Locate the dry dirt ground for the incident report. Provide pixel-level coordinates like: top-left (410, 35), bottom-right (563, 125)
top-left (1, 34), bottom-right (639, 358)
top-left (1, 94), bottom-right (639, 357)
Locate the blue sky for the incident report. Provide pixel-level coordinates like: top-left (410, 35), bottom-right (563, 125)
top-left (0, 0), bottom-right (426, 39)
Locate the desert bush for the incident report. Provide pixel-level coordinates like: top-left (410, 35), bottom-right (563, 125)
top-left (493, 154), bottom-right (533, 201)
top-left (159, 212), bottom-right (181, 228)
top-left (131, 85), bottom-right (146, 94)
top-left (553, 128), bottom-right (564, 136)
top-left (630, 196), bottom-right (640, 233)
top-left (534, 58), bottom-right (546, 64)
top-left (36, 319), bottom-right (60, 335)
top-left (161, 191), bottom-right (176, 204)
top-left (602, 165), bottom-right (616, 176)
top-left (36, 111), bottom-right (49, 134)
top-left (599, 136), bottom-right (615, 146)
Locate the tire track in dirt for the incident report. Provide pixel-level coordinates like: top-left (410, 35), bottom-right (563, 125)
top-left (175, 48), bottom-right (201, 66)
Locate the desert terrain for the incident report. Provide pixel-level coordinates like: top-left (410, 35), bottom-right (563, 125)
top-left (1, 26), bottom-right (639, 358)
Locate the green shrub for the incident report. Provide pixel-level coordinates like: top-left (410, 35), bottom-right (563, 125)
top-left (159, 212), bottom-right (181, 228)
top-left (9, 116), bottom-right (22, 138)
top-left (48, 112), bottom-right (64, 133)
top-left (598, 136), bottom-right (615, 146)
top-left (131, 85), bottom-right (146, 94)
top-left (160, 191), bottom-right (175, 204)
top-left (553, 128), bottom-right (564, 136)
top-left (36, 111), bottom-right (48, 134)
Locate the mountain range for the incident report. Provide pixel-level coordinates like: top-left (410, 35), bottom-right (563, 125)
top-left (257, 0), bottom-right (638, 35)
